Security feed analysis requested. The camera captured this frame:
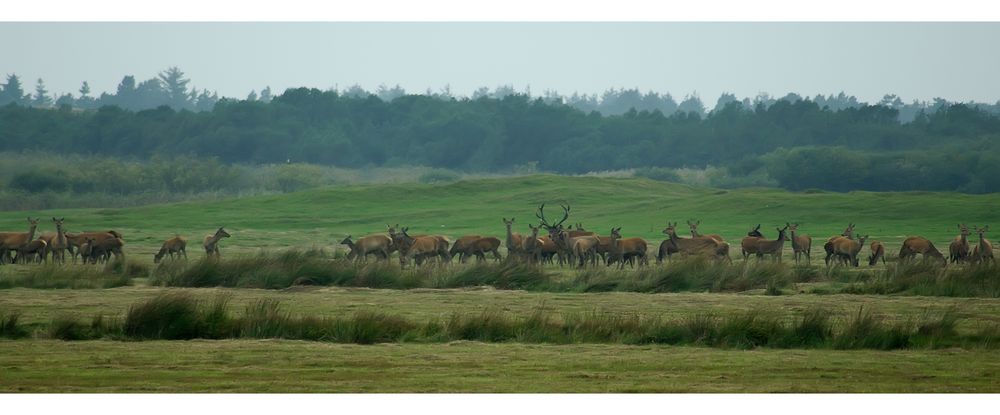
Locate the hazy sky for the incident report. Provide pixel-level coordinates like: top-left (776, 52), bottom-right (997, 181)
top-left (3, 22), bottom-right (999, 103)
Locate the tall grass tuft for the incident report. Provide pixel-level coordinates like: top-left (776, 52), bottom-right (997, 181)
top-left (0, 263), bottom-right (132, 289)
top-left (833, 307), bottom-right (911, 350)
top-left (124, 293), bottom-right (203, 340)
top-left (0, 311), bottom-right (28, 339)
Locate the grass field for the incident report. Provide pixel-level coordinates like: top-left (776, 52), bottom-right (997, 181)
top-left (2, 175), bottom-right (999, 392)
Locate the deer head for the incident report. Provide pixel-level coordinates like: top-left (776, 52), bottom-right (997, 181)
top-left (216, 227), bottom-right (231, 238)
top-left (536, 203), bottom-right (570, 239)
top-left (747, 224), bottom-right (763, 238)
top-left (959, 224), bottom-right (970, 237)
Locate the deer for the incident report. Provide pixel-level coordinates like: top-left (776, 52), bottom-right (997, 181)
top-left (754, 225), bottom-right (789, 262)
top-left (388, 225), bottom-right (450, 264)
top-left (449, 235), bottom-right (484, 263)
top-left (469, 237), bottom-right (503, 263)
top-left (949, 224), bottom-right (972, 264)
top-left (687, 220), bottom-right (724, 243)
top-left (84, 236), bottom-right (125, 264)
top-left (662, 222), bottom-right (726, 261)
top-left (898, 236), bottom-right (946, 264)
top-left (15, 239), bottom-right (47, 264)
top-left (868, 240), bottom-right (886, 266)
top-left (571, 232), bottom-right (602, 268)
top-left (65, 231), bottom-right (123, 264)
top-left (535, 203), bottom-right (573, 266)
top-left (823, 223), bottom-right (856, 261)
top-left (521, 224), bottom-right (543, 263)
top-left (340, 234), bottom-right (392, 263)
top-left (828, 234), bottom-right (869, 267)
top-left (502, 218), bottom-right (524, 261)
top-left (203, 227), bottom-right (231, 258)
top-left (154, 236), bottom-right (188, 264)
top-left (37, 217), bottom-right (69, 263)
top-left (0, 217), bottom-right (40, 264)
top-left (607, 227), bottom-right (649, 269)
top-left (786, 223), bottom-right (812, 264)
top-left (970, 226), bottom-right (994, 264)
top-left (538, 235), bottom-right (560, 264)
top-left (740, 224), bottom-right (765, 261)
top-left (396, 227), bottom-right (450, 267)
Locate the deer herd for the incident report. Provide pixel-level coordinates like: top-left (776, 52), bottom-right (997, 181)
top-left (0, 210), bottom-right (995, 269)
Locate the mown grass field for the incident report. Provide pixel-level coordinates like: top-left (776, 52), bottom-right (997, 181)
top-left (2, 175), bottom-right (1000, 392)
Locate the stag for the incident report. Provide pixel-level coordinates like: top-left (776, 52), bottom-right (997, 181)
top-left (662, 222), bottom-right (726, 261)
top-left (786, 223), bottom-right (812, 264)
top-left (535, 203), bottom-right (573, 266)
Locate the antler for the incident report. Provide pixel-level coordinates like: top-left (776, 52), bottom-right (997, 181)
top-left (554, 204), bottom-right (570, 228)
top-left (535, 203), bottom-right (551, 228)
top-left (536, 203), bottom-right (571, 230)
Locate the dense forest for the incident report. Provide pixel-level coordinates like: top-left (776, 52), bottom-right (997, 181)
top-left (2, 68), bottom-right (1000, 194)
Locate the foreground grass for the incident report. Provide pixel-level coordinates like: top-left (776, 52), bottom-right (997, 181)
top-left (1, 340), bottom-right (997, 392)
top-left (1, 175), bottom-right (998, 257)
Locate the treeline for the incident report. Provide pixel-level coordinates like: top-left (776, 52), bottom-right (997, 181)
top-left (2, 85), bottom-right (1000, 193)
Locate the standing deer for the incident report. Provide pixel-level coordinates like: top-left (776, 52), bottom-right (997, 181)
top-left (449, 235), bottom-right (484, 263)
top-left (341, 234), bottom-right (393, 263)
top-left (535, 203), bottom-right (573, 266)
top-left (15, 239), bottom-right (47, 264)
top-left (898, 236), bottom-right (946, 264)
top-left (740, 225), bottom-right (765, 261)
top-left (203, 227), bottom-right (231, 258)
top-left (84, 236), bottom-right (125, 264)
top-left (396, 227), bottom-right (450, 267)
top-left (949, 224), bottom-right (972, 264)
top-left (0, 217), bottom-right (40, 264)
top-left (502, 218), bottom-right (524, 261)
top-left (828, 234), bottom-right (869, 267)
top-left (65, 231), bottom-right (123, 264)
top-left (868, 240), bottom-right (886, 266)
top-left (755, 225), bottom-right (790, 262)
top-left (687, 220), bottom-right (724, 243)
top-left (607, 227), bottom-right (649, 269)
top-left (154, 236), bottom-right (187, 263)
top-left (662, 222), bottom-right (726, 260)
top-left (571, 232), bottom-right (602, 268)
top-left (823, 224), bottom-right (857, 263)
top-left (787, 223), bottom-right (812, 264)
top-left (521, 224), bottom-right (543, 264)
top-left (970, 226), bottom-right (994, 264)
top-left (469, 237), bottom-right (503, 263)
top-left (38, 217), bottom-right (69, 263)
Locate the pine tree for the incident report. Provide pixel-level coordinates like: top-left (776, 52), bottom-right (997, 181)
top-left (0, 74), bottom-right (27, 105)
top-left (33, 78), bottom-right (52, 107)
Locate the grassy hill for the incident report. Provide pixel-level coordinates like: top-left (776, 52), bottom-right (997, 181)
top-left (1, 175), bottom-right (997, 256)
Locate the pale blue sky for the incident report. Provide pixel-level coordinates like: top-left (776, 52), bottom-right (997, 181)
top-left (2, 22), bottom-right (998, 103)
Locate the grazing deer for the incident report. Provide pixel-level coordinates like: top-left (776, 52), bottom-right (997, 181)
top-left (449, 235), bottom-right (484, 263)
top-left (687, 220), bottom-right (724, 243)
top-left (0, 218), bottom-right (40, 264)
top-left (203, 227), bottom-right (231, 258)
top-left (828, 234), bottom-right (869, 267)
top-left (502, 218), bottom-right (524, 261)
top-left (786, 223), bottom-right (812, 264)
top-left (868, 240), bottom-right (886, 266)
top-left (740, 224), bottom-right (765, 261)
top-left (607, 227), bottom-right (649, 269)
top-left (65, 231), bottom-right (123, 264)
top-left (898, 236), bottom-right (946, 264)
top-left (521, 224), bottom-right (543, 264)
top-left (970, 226), bottom-right (994, 264)
top-left (949, 224), bottom-right (972, 264)
top-left (469, 237), bottom-right (503, 263)
top-left (154, 236), bottom-right (187, 264)
top-left (662, 222), bottom-right (726, 260)
top-left (38, 217), bottom-right (69, 263)
top-left (396, 227), bottom-right (450, 267)
top-left (15, 239), bottom-right (47, 264)
top-left (754, 225), bottom-right (790, 262)
top-left (340, 234), bottom-right (392, 263)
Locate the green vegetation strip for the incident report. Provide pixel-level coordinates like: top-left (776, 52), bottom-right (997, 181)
top-left (4, 292), bottom-right (998, 351)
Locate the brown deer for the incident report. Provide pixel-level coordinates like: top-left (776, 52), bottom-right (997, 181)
top-left (786, 223), bottom-right (812, 264)
top-left (687, 220), bottom-right (724, 243)
top-left (823, 224), bottom-right (856, 263)
top-left (657, 238), bottom-right (679, 264)
top-left (538, 235), bottom-right (560, 264)
top-left (340, 234), bottom-right (392, 263)
top-left (203, 227), bottom-right (231, 258)
top-left (15, 239), bottom-right (47, 264)
top-left (535, 203), bottom-right (573, 266)
top-left (502, 218), bottom-right (524, 261)
top-left (828, 234), bottom-right (869, 267)
top-left (65, 231), bottom-right (123, 263)
top-left (754, 225), bottom-right (789, 262)
top-left (0, 217), bottom-right (40, 264)
top-left (521, 224), bottom-right (543, 263)
top-left (469, 237), bottom-right (502, 262)
top-left (607, 227), bottom-right (649, 269)
top-left (397, 227), bottom-right (450, 267)
top-left (949, 224), bottom-right (972, 264)
top-left (38, 217), bottom-right (69, 263)
top-left (868, 240), bottom-right (886, 266)
top-left (970, 226), bottom-right (994, 264)
top-left (571, 233), bottom-right (602, 268)
top-left (449, 235), bottom-right (484, 263)
top-left (740, 224), bottom-right (765, 261)
top-left (84, 236), bottom-right (125, 264)
top-left (898, 236), bottom-right (946, 264)
top-left (662, 222), bottom-right (726, 260)
top-left (154, 236), bottom-right (187, 263)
